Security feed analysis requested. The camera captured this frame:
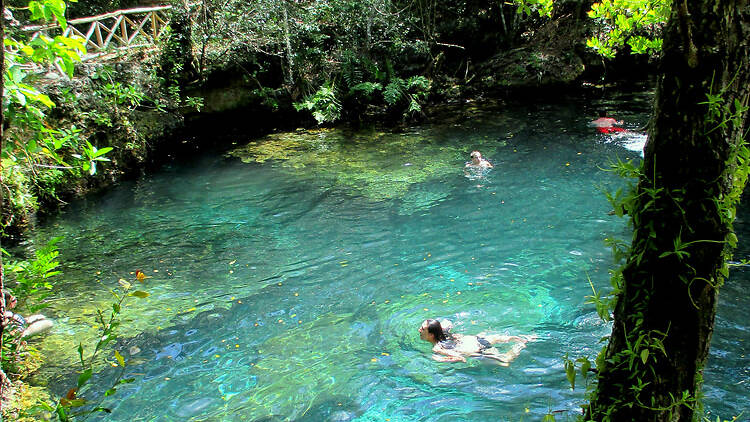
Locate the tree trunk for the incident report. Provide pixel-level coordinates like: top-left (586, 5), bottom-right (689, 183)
top-left (587, 0), bottom-right (749, 420)
top-left (282, 4), bottom-right (294, 87)
top-left (1, 0), bottom-right (8, 397)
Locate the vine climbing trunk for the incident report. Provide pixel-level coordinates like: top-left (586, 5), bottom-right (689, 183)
top-left (587, 0), bottom-right (749, 420)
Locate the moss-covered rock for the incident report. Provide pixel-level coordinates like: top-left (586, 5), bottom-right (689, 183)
top-left (474, 13), bottom-right (589, 92)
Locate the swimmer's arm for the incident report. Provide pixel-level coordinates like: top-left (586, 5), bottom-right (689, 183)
top-left (432, 353), bottom-right (465, 362)
top-left (481, 334), bottom-right (527, 343)
top-left (432, 345), bottom-right (467, 362)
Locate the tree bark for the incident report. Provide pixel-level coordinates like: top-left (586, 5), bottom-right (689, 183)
top-left (1, 0), bottom-right (8, 398)
top-left (587, 0), bottom-right (749, 420)
top-left (282, 4), bottom-right (294, 87)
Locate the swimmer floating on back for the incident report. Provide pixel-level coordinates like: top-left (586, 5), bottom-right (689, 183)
top-left (2, 290), bottom-right (53, 339)
top-left (590, 110), bottom-right (628, 134)
top-left (419, 319), bottom-right (535, 365)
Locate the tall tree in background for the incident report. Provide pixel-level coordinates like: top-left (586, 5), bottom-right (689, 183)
top-left (587, 0), bottom-right (749, 419)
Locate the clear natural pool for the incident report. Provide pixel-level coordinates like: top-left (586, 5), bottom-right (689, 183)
top-left (22, 95), bottom-right (749, 421)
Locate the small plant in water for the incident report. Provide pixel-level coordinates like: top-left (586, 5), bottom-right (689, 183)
top-left (36, 274), bottom-right (149, 420)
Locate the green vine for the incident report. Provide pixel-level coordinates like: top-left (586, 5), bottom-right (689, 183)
top-left (566, 80), bottom-right (748, 420)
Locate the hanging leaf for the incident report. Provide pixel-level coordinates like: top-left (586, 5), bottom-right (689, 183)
top-left (118, 279), bottom-right (132, 290)
top-left (564, 359), bottom-right (575, 390)
top-left (77, 369), bottom-right (92, 388)
top-left (114, 350), bottom-right (125, 367)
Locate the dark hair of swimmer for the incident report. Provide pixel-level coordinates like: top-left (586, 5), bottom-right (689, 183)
top-left (425, 319), bottom-right (448, 342)
top-left (598, 109), bottom-right (608, 117)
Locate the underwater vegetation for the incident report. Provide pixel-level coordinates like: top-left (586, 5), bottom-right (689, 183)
top-left (228, 127), bottom-right (508, 204)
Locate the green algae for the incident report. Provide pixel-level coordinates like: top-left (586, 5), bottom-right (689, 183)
top-left (228, 127), bottom-right (503, 203)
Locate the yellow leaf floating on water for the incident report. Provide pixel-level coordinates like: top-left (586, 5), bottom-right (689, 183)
top-left (371, 358), bottom-right (378, 362)
top-left (229, 260), bottom-right (236, 265)
top-left (187, 307), bottom-right (196, 312)
top-left (381, 352), bottom-right (390, 356)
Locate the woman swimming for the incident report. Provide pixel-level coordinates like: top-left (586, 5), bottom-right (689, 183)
top-left (418, 319), bottom-right (533, 364)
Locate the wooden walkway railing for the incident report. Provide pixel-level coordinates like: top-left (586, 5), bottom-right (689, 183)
top-left (24, 5), bottom-right (172, 60)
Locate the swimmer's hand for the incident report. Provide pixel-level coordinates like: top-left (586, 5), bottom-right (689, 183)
top-left (507, 335), bottom-right (537, 344)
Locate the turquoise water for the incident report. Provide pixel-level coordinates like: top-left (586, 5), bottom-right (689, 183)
top-left (21, 97), bottom-right (748, 420)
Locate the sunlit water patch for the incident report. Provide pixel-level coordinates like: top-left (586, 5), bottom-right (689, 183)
top-left (17, 97), bottom-right (749, 420)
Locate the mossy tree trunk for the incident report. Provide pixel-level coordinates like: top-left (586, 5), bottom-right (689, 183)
top-left (0, 0), bottom-right (8, 391)
top-left (587, 0), bottom-right (749, 420)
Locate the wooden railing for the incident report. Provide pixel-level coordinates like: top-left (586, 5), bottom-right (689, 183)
top-left (24, 5), bottom-right (172, 60)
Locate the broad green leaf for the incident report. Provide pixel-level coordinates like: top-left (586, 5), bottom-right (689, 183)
top-left (68, 398), bottom-right (87, 407)
top-left (77, 368), bottom-right (92, 388)
top-left (564, 360), bottom-right (575, 389)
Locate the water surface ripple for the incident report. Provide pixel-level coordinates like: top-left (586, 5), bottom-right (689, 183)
top-left (23, 98), bottom-right (748, 421)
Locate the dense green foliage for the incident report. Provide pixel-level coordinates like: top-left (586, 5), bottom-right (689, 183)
top-left (586, 0), bottom-right (669, 58)
top-left (191, 0), bottom-right (559, 123)
top-left (2, 0), bottom-right (100, 235)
